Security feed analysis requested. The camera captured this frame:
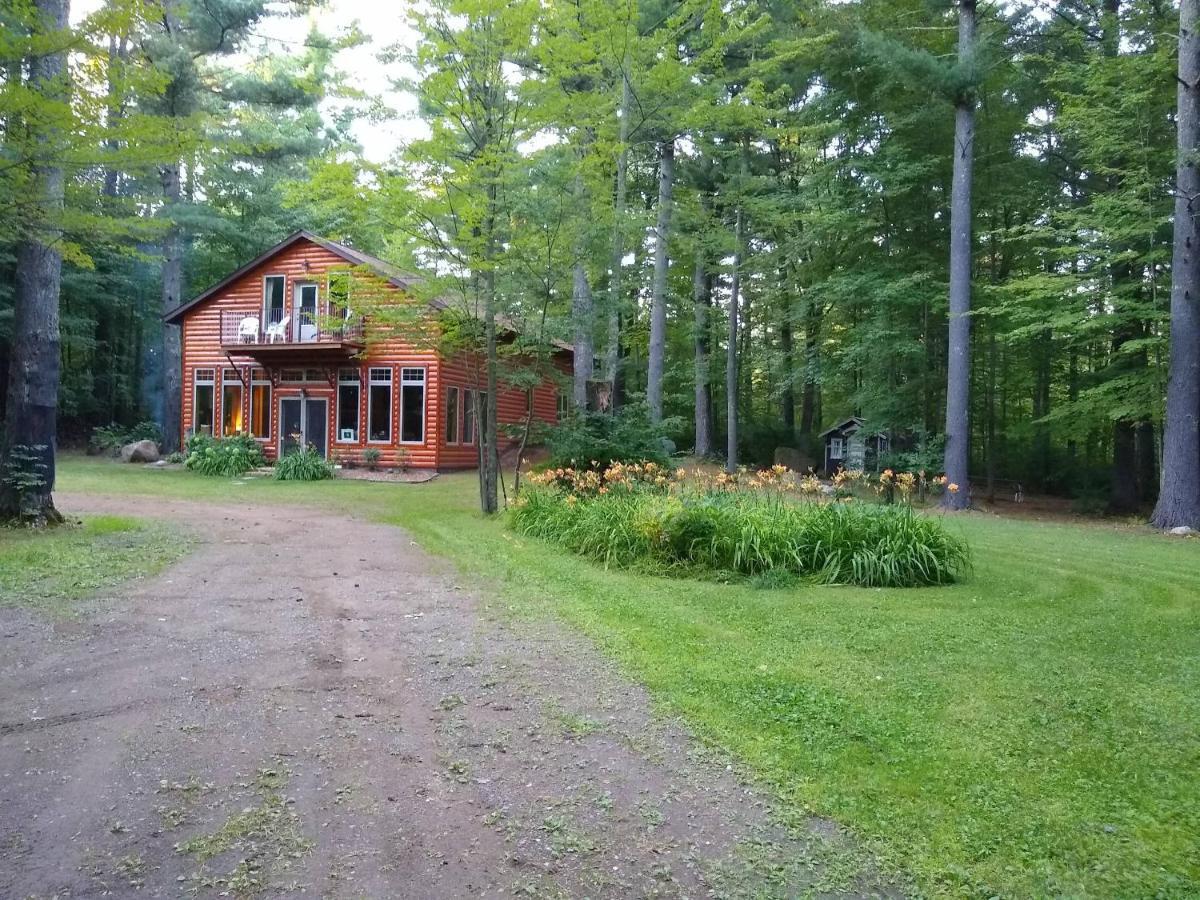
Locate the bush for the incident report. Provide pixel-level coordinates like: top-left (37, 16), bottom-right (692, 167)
top-left (510, 488), bottom-right (970, 588)
top-left (544, 404), bottom-right (674, 470)
top-left (361, 447), bottom-right (381, 471)
top-left (90, 420), bottom-right (163, 456)
top-left (184, 434), bottom-right (265, 477)
top-left (274, 446), bottom-right (334, 481)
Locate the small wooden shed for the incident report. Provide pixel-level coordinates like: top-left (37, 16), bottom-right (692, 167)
top-left (820, 417), bottom-right (891, 474)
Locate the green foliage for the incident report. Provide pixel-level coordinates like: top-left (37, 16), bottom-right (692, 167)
top-left (361, 448), bottom-right (381, 471)
top-left (274, 447), bottom-right (334, 481)
top-left (184, 434), bottom-right (265, 477)
top-left (1, 445), bottom-right (49, 524)
top-left (511, 488), bottom-right (969, 588)
top-left (89, 421), bottom-right (164, 456)
top-left (544, 405), bottom-right (675, 470)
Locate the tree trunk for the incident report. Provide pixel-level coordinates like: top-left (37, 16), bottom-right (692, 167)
top-left (942, 0), bottom-right (976, 510)
top-left (646, 138), bottom-right (675, 423)
top-left (604, 66), bottom-right (631, 396)
top-left (571, 261), bottom-right (593, 410)
top-left (0, 0), bottom-right (69, 525)
top-left (1152, 0), bottom-right (1200, 528)
top-left (160, 161), bottom-right (183, 454)
top-left (1109, 420), bottom-right (1140, 514)
top-left (780, 289), bottom-right (795, 438)
top-left (726, 206), bottom-right (744, 472)
top-left (693, 252), bottom-right (713, 457)
top-left (799, 300), bottom-right (820, 438)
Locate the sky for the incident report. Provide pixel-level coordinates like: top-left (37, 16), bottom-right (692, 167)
top-left (73, 0), bottom-right (424, 162)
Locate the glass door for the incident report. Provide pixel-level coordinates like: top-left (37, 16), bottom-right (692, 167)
top-left (278, 397), bottom-right (328, 458)
top-left (304, 398), bottom-right (328, 458)
top-left (294, 284), bottom-right (318, 342)
top-left (280, 398), bottom-right (303, 456)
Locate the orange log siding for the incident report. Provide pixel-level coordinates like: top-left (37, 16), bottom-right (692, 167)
top-left (175, 235), bottom-right (566, 470)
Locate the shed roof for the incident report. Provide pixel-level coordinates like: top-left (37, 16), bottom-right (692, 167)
top-left (819, 417), bottom-right (866, 439)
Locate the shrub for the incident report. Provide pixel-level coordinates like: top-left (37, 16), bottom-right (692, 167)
top-left (510, 487), bottom-right (970, 588)
top-left (361, 447), bottom-right (381, 471)
top-left (89, 420), bottom-right (163, 456)
top-left (185, 434), bottom-right (265, 477)
top-left (274, 446), bottom-right (334, 481)
top-left (544, 404), bottom-right (674, 470)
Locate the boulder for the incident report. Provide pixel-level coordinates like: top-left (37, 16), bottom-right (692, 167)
top-left (120, 439), bottom-right (160, 464)
top-left (773, 446), bottom-right (814, 473)
top-left (1168, 525), bottom-right (1197, 537)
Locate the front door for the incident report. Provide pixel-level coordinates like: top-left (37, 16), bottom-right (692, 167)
top-left (294, 284), bottom-right (318, 342)
top-left (279, 397), bottom-right (328, 458)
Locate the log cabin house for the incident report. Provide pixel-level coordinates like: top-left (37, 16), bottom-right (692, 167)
top-left (163, 231), bottom-right (571, 470)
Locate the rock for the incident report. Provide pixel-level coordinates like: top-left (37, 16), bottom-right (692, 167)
top-left (773, 446), bottom-right (814, 473)
top-left (120, 439), bottom-right (160, 463)
top-left (1168, 525), bottom-right (1196, 537)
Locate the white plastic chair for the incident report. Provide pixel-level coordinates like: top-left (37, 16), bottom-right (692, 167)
top-left (238, 315), bottom-right (260, 343)
top-left (265, 315), bottom-right (290, 343)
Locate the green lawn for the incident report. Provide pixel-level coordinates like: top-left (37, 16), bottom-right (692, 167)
top-left (0, 513), bottom-right (188, 614)
top-left (56, 456), bottom-right (1200, 897)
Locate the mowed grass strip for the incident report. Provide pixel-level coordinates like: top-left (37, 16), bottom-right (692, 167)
top-left (0, 513), bottom-right (188, 614)
top-left (57, 456), bottom-right (1200, 897)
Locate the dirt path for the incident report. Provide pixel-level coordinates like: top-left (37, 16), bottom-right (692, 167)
top-left (0, 493), bottom-right (893, 899)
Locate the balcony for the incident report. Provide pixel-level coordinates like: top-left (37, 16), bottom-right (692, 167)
top-left (220, 309), bottom-right (365, 361)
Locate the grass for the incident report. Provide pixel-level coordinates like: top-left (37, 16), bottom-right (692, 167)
top-left (0, 513), bottom-right (188, 614)
top-left (56, 455), bottom-right (1200, 897)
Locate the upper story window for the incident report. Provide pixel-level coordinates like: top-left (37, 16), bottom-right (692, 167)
top-left (263, 275), bottom-right (285, 330)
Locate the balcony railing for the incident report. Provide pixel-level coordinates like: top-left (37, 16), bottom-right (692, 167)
top-left (221, 308), bottom-right (364, 346)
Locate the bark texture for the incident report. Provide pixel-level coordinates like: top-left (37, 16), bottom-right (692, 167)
top-left (942, 0), bottom-right (976, 510)
top-left (1152, 0), bottom-right (1200, 529)
top-left (0, 0), bottom-right (69, 525)
top-left (693, 253), bottom-right (713, 457)
top-left (604, 67), bottom-right (631, 394)
top-left (647, 139), bottom-right (675, 423)
top-left (572, 262), bottom-right (593, 410)
top-left (726, 207), bottom-right (744, 473)
top-left (160, 161), bottom-right (183, 454)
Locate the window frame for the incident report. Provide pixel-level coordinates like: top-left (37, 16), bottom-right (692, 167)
top-left (399, 367), bottom-right (426, 445)
top-left (829, 436), bottom-right (845, 460)
top-left (193, 368), bottom-right (215, 436)
top-left (220, 368), bottom-right (245, 437)
top-left (462, 388), bottom-right (475, 445)
top-left (248, 369), bottom-right (272, 440)
top-left (445, 386), bottom-right (460, 444)
top-left (336, 368), bottom-right (361, 444)
top-left (263, 274), bottom-right (286, 326)
top-left (367, 366), bottom-right (393, 445)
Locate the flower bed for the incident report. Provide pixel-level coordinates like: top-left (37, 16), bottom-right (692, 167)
top-left (511, 464), bottom-right (970, 588)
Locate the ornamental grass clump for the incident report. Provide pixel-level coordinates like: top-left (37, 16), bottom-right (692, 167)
top-left (511, 470), bottom-right (969, 588)
top-left (274, 445), bottom-right (334, 481)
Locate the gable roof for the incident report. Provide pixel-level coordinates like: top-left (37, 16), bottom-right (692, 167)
top-left (162, 230), bottom-right (418, 324)
top-left (163, 229), bottom-right (575, 358)
top-left (819, 417), bottom-right (866, 439)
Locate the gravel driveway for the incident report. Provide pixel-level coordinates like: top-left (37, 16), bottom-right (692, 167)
top-left (0, 493), bottom-right (892, 898)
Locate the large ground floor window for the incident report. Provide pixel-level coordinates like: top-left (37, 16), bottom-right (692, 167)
top-left (445, 386), bottom-right (460, 444)
top-left (400, 368), bottom-right (426, 443)
top-left (222, 368), bottom-right (244, 436)
top-left (338, 369), bottom-right (360, 442)
top-left (193, 368), bottom-right (215, 436)
top-left (462, 388), bottom-right (475, 445)
top-left (249, 371), bottom-right (271, 439)
top-left (368, 367), bottom-right (392, 443)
